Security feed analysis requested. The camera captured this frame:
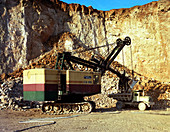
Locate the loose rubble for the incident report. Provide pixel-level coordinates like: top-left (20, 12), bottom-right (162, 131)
top-left (0, 77), bottom-right (23, 110)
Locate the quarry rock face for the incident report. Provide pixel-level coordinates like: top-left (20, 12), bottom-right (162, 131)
top-left (0, 0), bottom-right (169, 83)
top-left (0, 0), bottom-right (27, 74)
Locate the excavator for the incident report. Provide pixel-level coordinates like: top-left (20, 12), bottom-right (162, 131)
top-left (23, 36), bottom-right (154, 114)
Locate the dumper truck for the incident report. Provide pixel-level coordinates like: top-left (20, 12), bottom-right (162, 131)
top-left (108, 80), bottom-right (155, 110)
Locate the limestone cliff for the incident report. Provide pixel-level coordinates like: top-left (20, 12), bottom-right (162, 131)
top-left (0, 0), bottom-right (169, 82)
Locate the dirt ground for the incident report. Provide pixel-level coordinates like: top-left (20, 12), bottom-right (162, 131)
top-left (0, 108), bottom-right (170, 132)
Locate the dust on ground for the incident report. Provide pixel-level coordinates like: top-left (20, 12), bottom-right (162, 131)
top-left (0, 108), bottom-right (170, 132)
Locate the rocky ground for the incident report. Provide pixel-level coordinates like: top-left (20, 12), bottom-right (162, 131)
top-left (0, 108), bottom-right (170, 132)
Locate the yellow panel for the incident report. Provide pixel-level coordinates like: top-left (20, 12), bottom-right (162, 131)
top-left (45, 70), bottom-right (65, 84)
top-left (23, 69), bottom-right (45, 84)
top-left (66, 70), bottom-right (101, 85)
top-left (23, 68), bottom-right (61, 84)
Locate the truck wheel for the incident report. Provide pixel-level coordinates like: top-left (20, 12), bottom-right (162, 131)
top-left (116, 101), bottom-right (124, 110)
top-left (138, 102), bottom-right (146, 111)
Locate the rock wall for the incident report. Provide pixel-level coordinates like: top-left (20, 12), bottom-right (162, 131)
top-left (0, 0), bottom-right (169, 82)
top-left (0, 0), bottom-right (8, 74)
top-left (0, 0), bottom-right (27, 74)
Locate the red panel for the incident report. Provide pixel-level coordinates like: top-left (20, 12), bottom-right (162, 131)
top-left (66, 84), bottom-right (101, 94)
top-left (23, 84), bottom-right (44, 91)
top-left (45, 84), bottom-right (58, 91)
top-left (23, 84), bottom-right (58, 91)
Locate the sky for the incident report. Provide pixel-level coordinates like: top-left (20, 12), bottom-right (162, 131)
top-left (61, 0), bottom-right (158, 11)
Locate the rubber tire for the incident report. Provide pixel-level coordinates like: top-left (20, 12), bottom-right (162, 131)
top-left (138, 102), bottom-right (146, 111)
top-left (116, 101), bottom-right (124, 110)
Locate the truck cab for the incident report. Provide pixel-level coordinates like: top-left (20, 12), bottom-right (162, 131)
top-left (132, 90), bottom-right (154, 110)
top-left (133, 90), bottom-right (149, 102)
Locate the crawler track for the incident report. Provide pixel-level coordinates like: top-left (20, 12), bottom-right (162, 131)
top-left (42, 102), bottom-right (93, 114)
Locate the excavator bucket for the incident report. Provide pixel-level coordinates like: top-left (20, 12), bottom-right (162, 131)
top-left (129, 80), bottom-right (138, 89)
